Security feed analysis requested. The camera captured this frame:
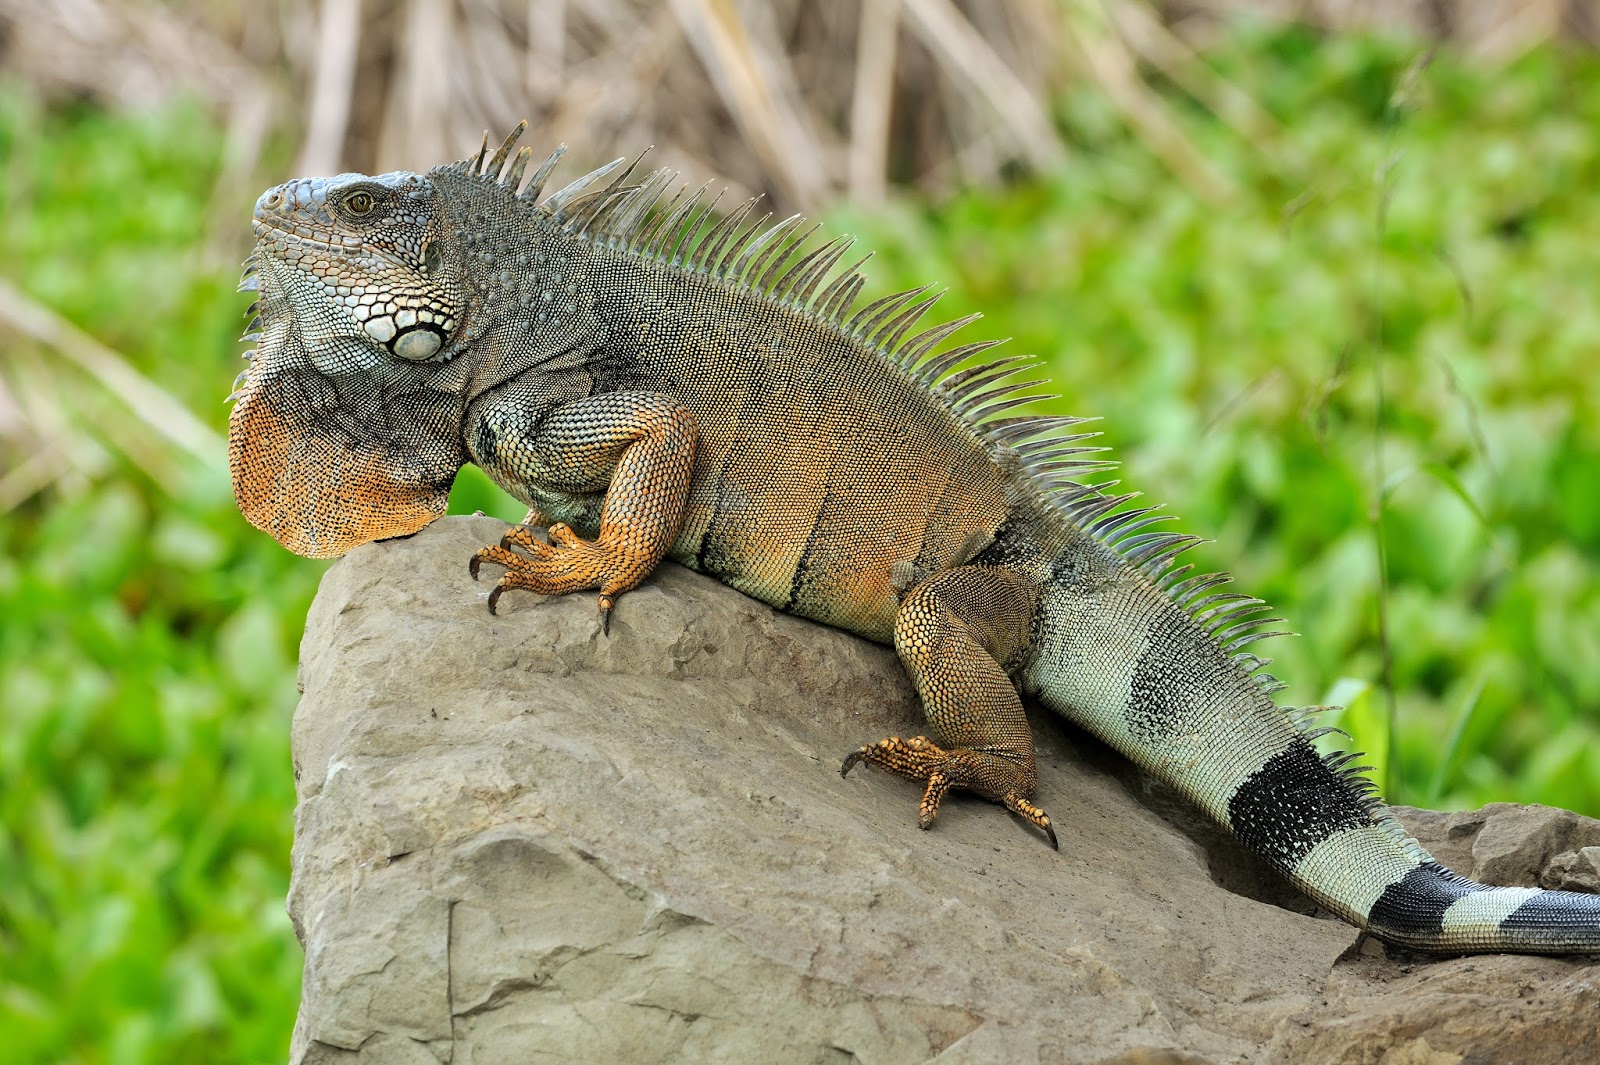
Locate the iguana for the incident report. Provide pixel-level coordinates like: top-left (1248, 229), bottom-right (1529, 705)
top-left (230, 124), bottom-right (1600, 954)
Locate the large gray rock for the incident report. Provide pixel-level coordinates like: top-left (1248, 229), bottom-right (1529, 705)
top-left (288, 516), bottom-right (1600, 1065)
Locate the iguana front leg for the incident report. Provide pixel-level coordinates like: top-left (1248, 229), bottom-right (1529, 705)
top-left (468, 391), bottom-right (698, 632)
top-left (842, 565), bottom-right (1057, 848)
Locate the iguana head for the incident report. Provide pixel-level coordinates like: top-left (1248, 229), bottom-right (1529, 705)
top-left (230, 168), bottom-right (473, 557)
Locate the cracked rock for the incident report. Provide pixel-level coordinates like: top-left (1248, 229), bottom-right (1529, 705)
top-left (288, 517), bottom-right (1600, 1065)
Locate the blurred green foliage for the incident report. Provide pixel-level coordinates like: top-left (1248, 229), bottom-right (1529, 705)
top-left (0, 97), bottom-right (314, 1063)
top-left (2, 22), bottom-right (1600, 1065)
top-left (838, 25), bottom-right (1600, 816)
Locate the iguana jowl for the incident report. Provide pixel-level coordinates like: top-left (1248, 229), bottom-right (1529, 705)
top-left (231, 124), bottom-right (1600, 954)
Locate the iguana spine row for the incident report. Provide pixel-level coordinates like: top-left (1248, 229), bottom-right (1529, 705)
top-left (232, 124), bottom-right (1600, 954)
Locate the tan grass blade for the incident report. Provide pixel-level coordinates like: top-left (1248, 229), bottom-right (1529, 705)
top-left (1109, 0), bottom-right (1280, 143)
top-left (900, 0), bottom-right (1067, 173)
top-left (1063, 1), bottom-right (1232, 204)
top-left (668, 0), bottom-right (831, 208)
top-left (0, 353), bottom-right (111, 510)
top-left (0, 278), bottom-right (224, 467)
top-left (849, 0), bottom-right (900, 204)
top-left (297, 0), bottom-right (362, 176)
top-left (379, 0), bottom-right (456, 170)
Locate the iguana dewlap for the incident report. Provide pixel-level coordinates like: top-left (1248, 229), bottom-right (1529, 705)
top-left (230, 125), bottom-right (1600, 954)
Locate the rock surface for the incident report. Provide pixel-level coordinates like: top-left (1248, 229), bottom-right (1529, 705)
top-left (287, 516), bottom-right (1600, 1065)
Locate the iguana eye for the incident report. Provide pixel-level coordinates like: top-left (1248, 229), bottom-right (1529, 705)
top-left (342, 190), bottom-right (377, 217)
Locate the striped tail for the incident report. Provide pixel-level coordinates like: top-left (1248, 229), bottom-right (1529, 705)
top-left (1364, 859), bottom-right (1600, 953)
top-left (1026, 568), bottom-right (1600, 955)
top-left (1226, 732), bottom-right (1600, 954)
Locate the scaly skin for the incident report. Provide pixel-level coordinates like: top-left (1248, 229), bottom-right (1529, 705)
top-left (230, 126), bottom-right (1600, 954)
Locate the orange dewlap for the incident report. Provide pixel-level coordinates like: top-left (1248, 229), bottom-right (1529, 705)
top-left (228, 382), bottom-right (452, 559)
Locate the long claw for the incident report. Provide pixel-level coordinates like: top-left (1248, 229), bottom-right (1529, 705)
top-left (918, 772), bottom-right (952, 830)
top-left (845, 735), bottom-right (1058, 848)
top-left (1004, 793), bottom-right (1058, 850)
top-left (468, 522), bottom-right (657, 625)
top-left (840, 749), bottom-right (867, 778)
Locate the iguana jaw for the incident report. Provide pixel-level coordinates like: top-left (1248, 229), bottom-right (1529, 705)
top-left (229, 182), bottom-right (469, 559)
top-left (249, 173), bottom-right (466, 366)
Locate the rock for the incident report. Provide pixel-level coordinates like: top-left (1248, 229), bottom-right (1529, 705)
top-left (1389, 804), bottom-right (1600, 893)
top-left (287, 516), bottom-right (1600, 1065)
top-left (1544, 847), bottom-right (1600, 894)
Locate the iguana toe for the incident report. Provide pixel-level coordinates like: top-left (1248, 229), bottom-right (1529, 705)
top-left (500, 523), bottom-right (541, 551)
top-left (1004, 794), bottom-right (1058, 850)
top-left (841, 735), bottom-right (1057, 847)
top-left (470, 522), bottom-right (647, 629)
top-left (470, 541), bottom-right (526, 585)
top-left (918, 771), bottom-right (952, 830)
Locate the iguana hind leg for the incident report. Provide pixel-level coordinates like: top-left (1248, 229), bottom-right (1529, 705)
top-left (842, 565), bottom-right (1056, 848)
top-left (468, 391), bottom-right (698, 632)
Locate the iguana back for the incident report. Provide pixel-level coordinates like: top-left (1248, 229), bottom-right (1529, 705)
top-left (231, 126), bottom-right (1600, 954)
top-left (537, 241), bottom-right (1017, 641)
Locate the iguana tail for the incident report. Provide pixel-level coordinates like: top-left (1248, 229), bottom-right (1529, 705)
top-left (1023, 545), bottom-right (1600, 954)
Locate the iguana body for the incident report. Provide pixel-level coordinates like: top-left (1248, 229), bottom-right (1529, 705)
top-left (232, 125), bottom-right (1600, 954)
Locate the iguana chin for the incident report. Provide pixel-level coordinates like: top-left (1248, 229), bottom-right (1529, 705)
top-left (230, 123), bottom-right (1600, 954)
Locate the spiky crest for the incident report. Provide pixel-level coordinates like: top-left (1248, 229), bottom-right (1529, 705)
top-left (446, 137), bottom-right (1341, 741)
top-left (484, 121), bottom-right (525, 182)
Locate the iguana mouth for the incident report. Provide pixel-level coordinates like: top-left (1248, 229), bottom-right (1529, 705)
top-left (250, 217), bottom-right (360, 253)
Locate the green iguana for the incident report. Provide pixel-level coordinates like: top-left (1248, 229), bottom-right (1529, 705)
top-left (230, 124), bottom-right (1600, 954)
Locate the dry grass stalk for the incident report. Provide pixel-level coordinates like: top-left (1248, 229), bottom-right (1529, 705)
top-left (0, 279), bottom-right (225, 474)
top-left (0, 352), bottom-right (111, 512)
top-left (848, 0), bottom-right (899, 204)
top-left (1110, 0), bottom-right (1280, 143)
top-left (668, 0), bottom-right (831, 208)
top-left (1164, 0), bottom-right (1598, 57)
top-left (1064, 0), bottom-right (1234, 203)
top-left (0, 0), bottom-right (1089, 210)
top-left (298, 0), bottom-right (363, 176)
top-left (900, 0), bottom-right (1067, 174)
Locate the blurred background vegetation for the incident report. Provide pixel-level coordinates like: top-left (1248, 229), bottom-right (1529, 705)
top-left (4, 0), bottom-right (1600, 1061)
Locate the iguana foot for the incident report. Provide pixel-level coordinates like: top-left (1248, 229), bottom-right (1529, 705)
top-left (469, 521), bottom-right (644, 633)
top-left (841, 736), bottom-right (1058, 849)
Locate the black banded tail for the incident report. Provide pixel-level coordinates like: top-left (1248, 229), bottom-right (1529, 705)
top-left (1026, 544), bottom-right (1600, 956)
top-left (1364, 861), bottom-right (1600, 954)
top-left (1229, 732), bottom-right (1600, 954)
